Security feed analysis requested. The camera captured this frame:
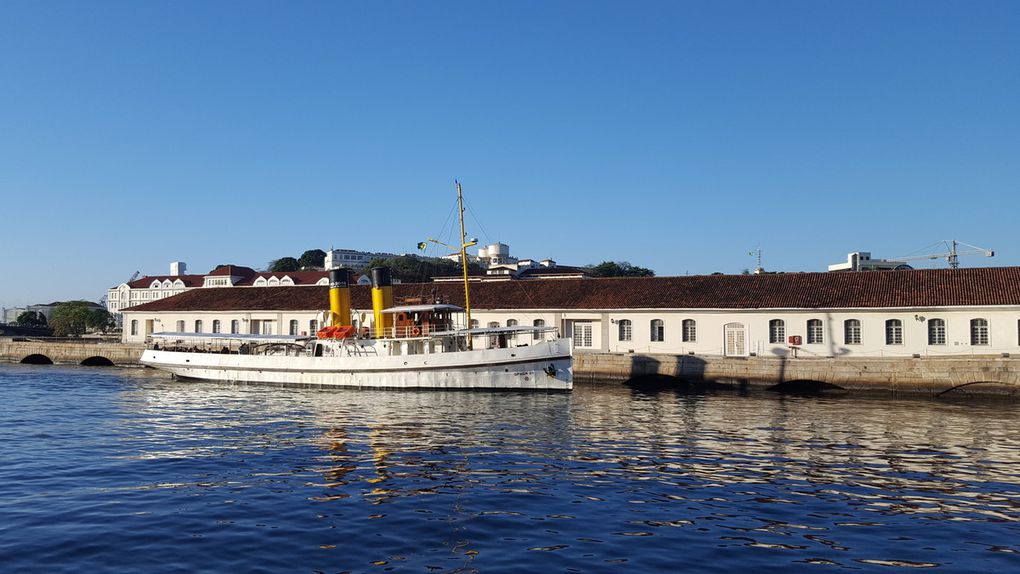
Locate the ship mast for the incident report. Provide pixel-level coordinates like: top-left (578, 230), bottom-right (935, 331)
top-left (456, 180), bottom-right (477, 347)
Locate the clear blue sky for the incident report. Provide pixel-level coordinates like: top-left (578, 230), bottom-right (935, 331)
top-left (1, 0), bottom-right (1018, 308)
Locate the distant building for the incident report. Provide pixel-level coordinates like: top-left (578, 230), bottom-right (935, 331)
top-left (828, 252), bottom-right (913, 272)
top-left (324, 248), bottom-right (399, 270)
top-left (2, 307), bottom-right (27, 324)
top-left (107, 262), bottom-right (333, 324)
top-left (436, 242), bottom-right (583, 281)
top-left (3, 301), bottom-right (104, 324)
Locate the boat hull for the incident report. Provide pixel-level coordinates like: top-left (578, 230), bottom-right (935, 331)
top-left (140, 340), bottom-right (573, 390)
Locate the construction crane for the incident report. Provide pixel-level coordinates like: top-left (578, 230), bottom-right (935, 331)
top-left (128, 270), bottom-right (140, 282)
top-left (896, 240), bottom-right (995, 269)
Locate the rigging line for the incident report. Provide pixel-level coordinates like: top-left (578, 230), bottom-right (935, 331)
top-left (411, 198), bottom-right (462, 300)
top-left (461, 195), bottom-right (494, 246)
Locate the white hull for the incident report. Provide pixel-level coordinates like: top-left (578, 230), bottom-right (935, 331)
top-left (140, 339), bottom-right (573, 390)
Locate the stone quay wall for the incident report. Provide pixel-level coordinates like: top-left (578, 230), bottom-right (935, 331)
top-left (574, 352), bottom-right (1020, 396)
top-left (0, 339), bottom-right (146, 366)
top-left (3, 339), bottom-right (1018, 396)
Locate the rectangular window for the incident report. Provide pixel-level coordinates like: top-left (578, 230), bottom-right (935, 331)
top-left (928, 319), bottom-right (946, 345)
top-left (885, 320), bottom-right (903, 345)
top-left (650, 320), bottom-right (664, 342)
top-left (682, 320), bottom-right (696, 342)
top-left (807, 319), bottom-right (823, 344)
top-left (971, 319), bottom-right (989, 346)
top-left (769, 320), bottom-right (785, 344)
top-left (618, 320), bottom-right (632, 341)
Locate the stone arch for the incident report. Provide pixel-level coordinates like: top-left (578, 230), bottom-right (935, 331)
top-left (81, 356), bottom-right (115, 367)
top-left (20, 354), bottom-right (54, 365)
top-left (937, 381), bottom-right (1020, 398)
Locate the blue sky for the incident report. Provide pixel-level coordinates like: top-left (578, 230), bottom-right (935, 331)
top-left (1, 1), bottom-right (1018, 308)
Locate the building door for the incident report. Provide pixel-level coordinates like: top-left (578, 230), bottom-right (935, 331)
top-left (145, 320), bottom-right (154, 336)
top-left (724, 323), bottom-right (747, 357)
top-left (572, 321), bottom-right (593, 349)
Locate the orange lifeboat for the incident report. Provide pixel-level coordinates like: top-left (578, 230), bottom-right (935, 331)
top-left (317, 326), bottom-right (356, 340)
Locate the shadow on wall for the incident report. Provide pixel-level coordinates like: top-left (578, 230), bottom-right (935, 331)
top-left (623, 354), bottom-right (725, 392)
top-left (768, 380), bottom-right (846, 395)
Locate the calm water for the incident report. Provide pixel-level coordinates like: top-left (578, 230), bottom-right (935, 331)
top-left (1, 366), bottom-right (1019, 573)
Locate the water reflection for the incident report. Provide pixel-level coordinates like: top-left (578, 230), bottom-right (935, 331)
top-left (53, 370), bottom-right (1020, 571)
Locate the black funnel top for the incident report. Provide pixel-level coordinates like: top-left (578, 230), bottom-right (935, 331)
top-left (329, 268), bottom-right (351, 289)
top-left (370, 267), bottom-right (392, 288)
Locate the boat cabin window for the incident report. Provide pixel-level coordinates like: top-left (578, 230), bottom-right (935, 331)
top-left (313, 344), bottom-right (323, 357)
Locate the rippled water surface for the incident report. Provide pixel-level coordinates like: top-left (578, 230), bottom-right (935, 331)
top-left (1, 365), bottom-right (1019, 573)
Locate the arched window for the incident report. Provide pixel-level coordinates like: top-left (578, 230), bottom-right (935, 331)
top-left (194, 320), bottom-right (203, 333)
top-left (650, 319), bottom-right (664, 342)
top-left (130, 320), bottom-right (138, 336)
top-left (289, 319), bottom-right (299, 336)
top-left (769, 319), bottom-right (785, 344)
top-left (807, 319), bottom-right (823, 344)
top-left (471, 319), bottom-right (479, 329)
top-left (506, 319), bottom-right (518, 341)
top-left (885, 319), bottom-right (903, 345)
top-left (970, 318), bottom-right (989, 345)
top-left (212, 320), bottom-right (221, 334)
top-left (309, 319), bottom-right (319, 334)
top-left (176, 320), bottom-right (185, 332)
top-left (533, 319), bottom-right (545, 341)
top-left (230, 320), bottom-right (239, 334)
top-left (844, 319), bottom-right (861, 344)
top-left (682, 319), bottom-right (696, 342)
top-left (618, 319), bottom-right (632, 341)
top-left (928, 319), bottom-right (946, 345)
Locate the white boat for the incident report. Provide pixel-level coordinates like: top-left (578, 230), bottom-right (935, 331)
top-left (139, 312), bottom-right (572, 390)
top-left (139, 183), bottom-right (573, 390)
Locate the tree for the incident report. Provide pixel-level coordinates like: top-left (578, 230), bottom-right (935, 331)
top-left (49, 301), bottom-right (111, 337)
top-left (586, 261), bottom-right (655, 278)
top-left (15, 311), bottom-right (46, 327)
top-left (268, 257), bottom-right (300, 272)
top-left (298, 249), bottom-right (327, 270)
top-left (361, 255), bottom-right (481, 283)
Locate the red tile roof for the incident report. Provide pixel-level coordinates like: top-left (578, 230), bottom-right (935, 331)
top-left (207, 265), bottom-right (257, 277)
top-left (126, 275), bottom-right (205, 289)
top-left (123, 267), bottom-right (1020, 313)
top-left (234, 271), bottom-right (329, 286)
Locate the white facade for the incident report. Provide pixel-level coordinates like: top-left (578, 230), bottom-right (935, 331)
top-left (829, 252), bottom-right (912, 272)
top-left (122, 305), bottom-right (1020, 359)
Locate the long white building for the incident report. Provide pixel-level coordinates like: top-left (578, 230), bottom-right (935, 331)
top-left (119, 267), bottom-right (1020, 359)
